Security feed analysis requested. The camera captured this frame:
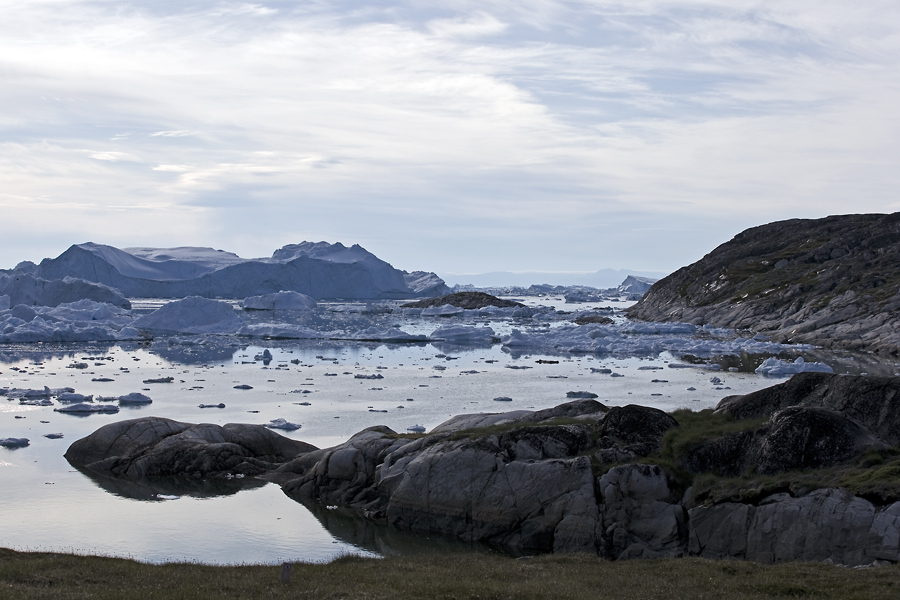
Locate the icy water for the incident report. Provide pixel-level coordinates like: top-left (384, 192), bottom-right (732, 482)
top-left (2, 299), bottom-right (899, 564)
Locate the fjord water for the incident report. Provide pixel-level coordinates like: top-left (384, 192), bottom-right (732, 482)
top-left (2, 301), bottom-right (897, 564)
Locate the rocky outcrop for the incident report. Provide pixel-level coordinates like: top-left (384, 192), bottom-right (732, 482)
top-left (717, 372), bottom-right (900, 445)
top-left (402, 292), bottom-right (525, 310)
top-left (595, 405), bottom-right (678, 463)
top-left (689, 489), bottom-right (900, 565)
top-left (626, 212), bottom-right (900, 355)
top-left (65, 417), bottom-right (317, 479)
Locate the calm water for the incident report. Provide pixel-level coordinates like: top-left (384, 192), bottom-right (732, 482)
top-left (2, 300), bottom-right (897, 563)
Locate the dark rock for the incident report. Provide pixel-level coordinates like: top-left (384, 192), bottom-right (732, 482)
top-left (65, 417), bottom-right (317, 480)
top-left (756, 406), bottom-right (886, 474)
top-left (683, 430), bottom-right (757, 477)
top-left (595, 405), bottom-right (678, 463)
top-left (626, 212), bottom-right (900, 355)
top-left (717, 372), bottom-right (900, 445)
top-left (402, 292), bottom-right (524, 310)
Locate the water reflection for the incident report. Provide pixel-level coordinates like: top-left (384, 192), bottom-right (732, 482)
top-left (295, 495), bottom-right (495, 557)
top-left (70, 464), bottom-right (267, 501)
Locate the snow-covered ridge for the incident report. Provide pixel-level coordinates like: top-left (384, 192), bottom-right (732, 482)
top-left (31, 241), bottom-right (448, 300)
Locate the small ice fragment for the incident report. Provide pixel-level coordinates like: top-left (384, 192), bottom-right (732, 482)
top-left (198, 403), bottom-right (225, 409)
top-left (407, 424), bottom-right (426, 433)
top-left (234, 384), bottom-right (253, 390)
top-left (566, 391), bottom-right (598, 398)
top-left (0, 437), bottom-right (29, 448)
top-left (493, 396), bottom-right (513, 402)
top-left (265, 418), bottom-right (301, 431)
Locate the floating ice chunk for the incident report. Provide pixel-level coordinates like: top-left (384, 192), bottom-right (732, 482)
top-left (493, 396), bottom-right (513, 402)
top-left (421, 305), bottom-right (464, 317)
top-left (118, 392), bottom-right (152, 404)
top-left (407, 424), bottom-right (426, 433)
top-left (755, 356), bottom-right (833, 377)
top-left (709, 377), bottom-right (722, 385)
top-left (19, 398), bottom-right (53, 406)
top-left (198, 403), bottom-right (225, 409)
top-left (242, 291), bottom-right (316, 311)
top-left (57, 392), bottom-right (93, 403)
top-left (566, 391), bottom-right (598, 399)
top-left (346, 326), bottom-right (428, 342)
top-left (0, 437), bottom-right (29, 448)
top-left (44, 433), bottom-right (64, 439)
top-left (131, 296), bottom-right (243, 335)
top-left (265, 418), bottom-right (301, 431)
top-left (429, 325), bottom-right (498, 344)
top-left (239, 323), bottom-right (333, 339)
top-left (590, 368), bottom-right (612, 374)
top-left (234, 384), bottom-right (253, 390)
top-left (155, 494), bottom-right (180, 500)
top-left (54, 403), bottom-right (119, 414)
top-left (354, 373), bottom-right (384, 380)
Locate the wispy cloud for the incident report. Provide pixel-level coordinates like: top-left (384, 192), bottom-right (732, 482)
top-left (0, 0), bottom-right (898, 272)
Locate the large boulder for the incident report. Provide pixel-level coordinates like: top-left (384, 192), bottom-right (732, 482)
top-left (717, 373), bottom-right (900, 445)
top-left (65, 417), bottom-right (317, 479)
top-left (595, 405), bottom-right (678, 464)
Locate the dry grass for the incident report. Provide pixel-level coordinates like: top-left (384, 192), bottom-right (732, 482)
top-left (2, 548), bottom-right (899, 600)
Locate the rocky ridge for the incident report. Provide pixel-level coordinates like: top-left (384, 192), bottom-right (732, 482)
top-left (627, 212), bottom-right (900, 355)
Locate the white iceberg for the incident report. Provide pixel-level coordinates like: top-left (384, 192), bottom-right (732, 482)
top-left (118, 392), bottom-right (153, 404)
top-left (345, 326), bottom-right (428, 342)
top-left (429, 325), bottom-right (498, 344)
top-left (754, 356), bottom-right (834, 377)
top-left (54, 403), bottom-right (120, 414)
top-left (242, 291), bottom-right (317, 311)
top-left (265, 418), bottom-right (301, 431)
top-left (131, 296), bottom-right (243, 335)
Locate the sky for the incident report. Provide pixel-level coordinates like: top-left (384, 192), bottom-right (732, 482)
top-left (2, 1), bottom-right (899, 279)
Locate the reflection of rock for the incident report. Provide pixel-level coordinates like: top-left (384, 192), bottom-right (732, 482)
top-left (71, 464), bottom-right (267, 501)
top-left (65, 417), bottom-right (317, 480)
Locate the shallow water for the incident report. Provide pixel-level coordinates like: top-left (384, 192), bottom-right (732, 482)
top-left (2, 300), bottom-right (898, 564)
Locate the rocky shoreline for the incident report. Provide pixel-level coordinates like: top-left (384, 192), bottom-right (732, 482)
top-left (627, 212), bottom-right (900, 355)
top-left (64, 373), bottom-right (900, 566)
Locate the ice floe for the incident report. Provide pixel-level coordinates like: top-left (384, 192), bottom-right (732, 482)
top-left (754, 356), bottom-right (834, 377)
top-left (429, 325), bottom-right (498, 344)
top-left (0, 437), bottom-right (29, 448)
top-left (264, 418), bottom-right (301, 431)
top-left (54, 403), bottom-right (120, 414)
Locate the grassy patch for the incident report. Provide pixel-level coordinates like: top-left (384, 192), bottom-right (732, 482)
top-left (2, 548), bottom-right (899, 600)
top-left (659, 409), bottom-right (765, 465)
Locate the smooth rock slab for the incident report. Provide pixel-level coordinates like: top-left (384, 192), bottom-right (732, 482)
top-left (65, 416), bottom-right (317, 479)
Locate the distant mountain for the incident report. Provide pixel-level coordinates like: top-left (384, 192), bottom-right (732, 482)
top-left (628, 213), bottom-right (900, 355)
top-left (33, 242), bottom-right (448, 300)
top-left (439, 269), bottom-right (668, 289)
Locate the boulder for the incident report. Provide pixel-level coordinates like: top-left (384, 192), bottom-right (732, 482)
top-left (65, 417), bottom-right (317, 479)
top-left (595, 405), bottom-right (678, 463)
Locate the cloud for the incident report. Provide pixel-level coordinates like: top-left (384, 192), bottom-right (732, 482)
top-left (0, 0), bottom-right (898, 271)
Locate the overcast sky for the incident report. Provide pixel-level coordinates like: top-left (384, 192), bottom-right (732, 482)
top-left (2, 1), bottom-right (899, 277)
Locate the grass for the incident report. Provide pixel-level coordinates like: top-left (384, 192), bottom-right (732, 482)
top-left (2, 548), bottom-right (900, 600)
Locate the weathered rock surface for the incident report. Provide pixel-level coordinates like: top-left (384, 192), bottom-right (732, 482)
top-left (717, 372), bottom-right (900, 445)
top-left (627, 212), bottom-right (900, 355)
top-left (595, 405), bottom-right (678, 464)
top-left (402, 292), bottom-right (525, 310)
top-left (65, 417), bottom-right (317, 479)
top-left (689, 489), bottom-right (900, 565)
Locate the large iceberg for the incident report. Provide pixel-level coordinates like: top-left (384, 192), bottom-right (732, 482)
top-left (241, 291), bottom-right (316, 311)
top-left (0, 273), bottom-right (130, 308)
top-left (131, 297), bottom-right (243, 335)
top-left (34, 242), bottom-right (448, 300)
top-left (0, 299), bottom-right (135, 343)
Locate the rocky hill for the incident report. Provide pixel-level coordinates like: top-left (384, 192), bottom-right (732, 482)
top-left (627, 213), bottom-right (900, 355)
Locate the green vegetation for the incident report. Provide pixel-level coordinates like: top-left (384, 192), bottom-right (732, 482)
top-left (659, 409), bottom-right (765, 466)
top-left (2, 548), bottom-right (899, 600)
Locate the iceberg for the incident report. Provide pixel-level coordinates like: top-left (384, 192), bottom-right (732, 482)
top-left (754, 356), bottom-right (834, 377)
top-left (0, 273), bottom-right (130, 308)
top-left (34, 241), bottom-right (448, 300)
top-left (0, 438), bottom-right (29, 448)
top-left (241, 291), bottom-right (317, 311)
top-left (54, 403), bottom-right (120, 414)
top-left (429, 325), bottom-right (498, 344)
top-left (117, 393), bottom-right (153, 404)
top-left (345, 327), bottom-right (428, 342)
top-left (131, 297), bottom-right (243, 335)
top-left (264, 418), bottom-right (301, 431)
